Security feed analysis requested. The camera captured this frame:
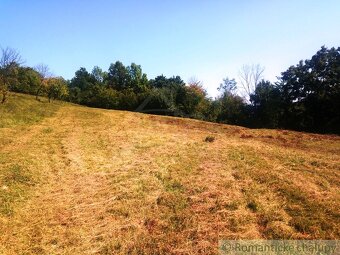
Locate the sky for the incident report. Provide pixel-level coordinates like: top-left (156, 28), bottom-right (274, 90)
top-left (1, 0), bottom-right (339, 97)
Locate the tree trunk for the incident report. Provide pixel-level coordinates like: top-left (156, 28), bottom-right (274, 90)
top-left (36, 87), bottom-right (41, 101)
top-left (1, 90), bottom-right (7, 104)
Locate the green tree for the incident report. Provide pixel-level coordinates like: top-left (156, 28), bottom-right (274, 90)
top-left (250, 80), bottom-right (282, 128)
top-left (137, 75), bottom-right (186, 116)
top-left (149, 75), bottom-right (168, 88)
top-left (177, 78), bottom-right (209, 119)
top-left (88, 86), bottom-right (119, 109)
top-left (12, 67), bottom-right (41, 94)
top-left (91, 66), bottom-right (107, 83)
top-left (107, 61), bottom-right (130, 90)
top-left (147, 75), bottom-right (185, 113)
top-left (218, 77), bottom-right (237, 96)
top-left (46, 77), bottom-right (69, 102)
top-left (217, 94), bottom-right (246, 125)
top-left (216, 77), bottom-right (247, 125)
top-left (70, 67), bottom-right (95, 90)
top-left (69, 67), bottom-right (97, 104)
top-left (34, 63), bottom-right (52, 100)
top-left (279, 46), bottom-right (340, 133)
top-left (127, 63), bottom-right (149, 92)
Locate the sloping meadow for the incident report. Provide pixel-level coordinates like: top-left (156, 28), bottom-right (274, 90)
top-left (0, 93), bottom-right (339, 254)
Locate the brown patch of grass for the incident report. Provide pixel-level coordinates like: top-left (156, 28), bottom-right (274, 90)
top-left (204, 135), bottom-right (215, 142)
top-left (240, 133), bottom-right (254, 139)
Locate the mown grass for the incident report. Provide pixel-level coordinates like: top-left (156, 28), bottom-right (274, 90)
top-left (0, 93), bottom-right (339, 254)
top-left (0, 164), bottom-right (35, 216)
top-left (0, 93), bottom-right (63, 254)
top-left (0, 92), bottom-right (61, 128)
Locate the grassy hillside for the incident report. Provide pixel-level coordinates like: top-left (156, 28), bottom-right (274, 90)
top-left (0, 93), bottom-right (339, 254)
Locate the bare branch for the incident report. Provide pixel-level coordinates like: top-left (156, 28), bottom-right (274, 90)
top-left (252, 64), bottom-right (265, 89)
top-left (238, 64), bottom-right (264, 101)
top-left (34, 63), bottom-right (52, 79)
top-left (187, 76), bottom-right (202, 87)
top-left (0, 47), bottom-right (23, 68)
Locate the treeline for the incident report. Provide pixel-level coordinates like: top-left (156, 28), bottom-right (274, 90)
top-left (1, 46), bottom-right (339, 134)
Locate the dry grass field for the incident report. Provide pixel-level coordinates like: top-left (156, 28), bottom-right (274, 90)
top-left (0, 93), bottom-right (339, 254)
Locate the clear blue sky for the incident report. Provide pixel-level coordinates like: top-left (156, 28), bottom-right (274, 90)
top-left (1, 0), bottom-right (339, 96)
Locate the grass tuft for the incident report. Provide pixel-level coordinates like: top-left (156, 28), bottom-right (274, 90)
top-left (204, 135), bottom-right (215, 142)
